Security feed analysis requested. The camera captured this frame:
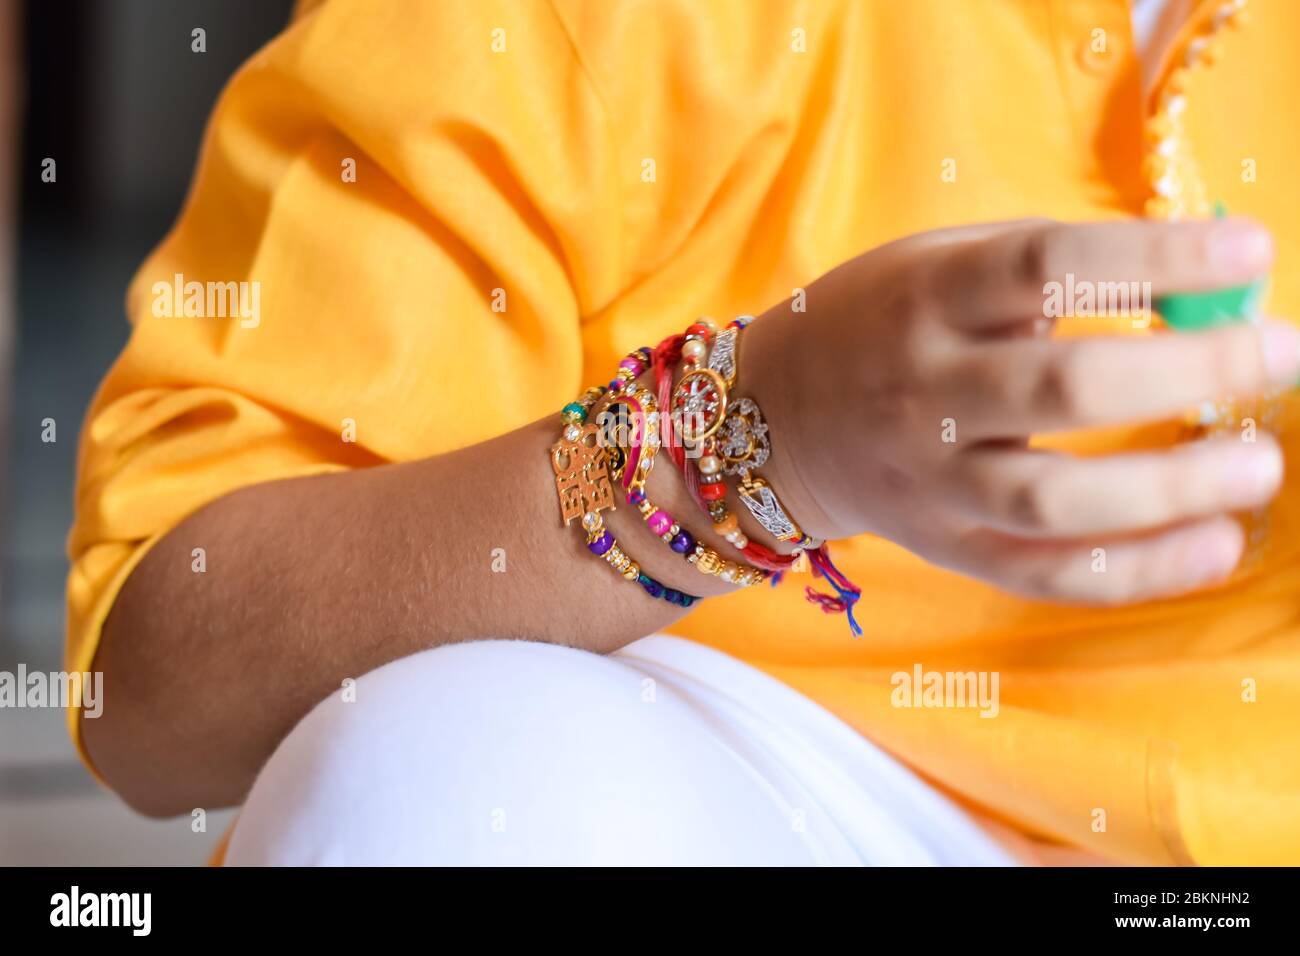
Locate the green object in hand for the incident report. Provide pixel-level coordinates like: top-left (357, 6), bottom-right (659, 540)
top-left (1154, 202), bottom-right (1266, 331)
top-left (1154, 278), bottom-right (1265, 331)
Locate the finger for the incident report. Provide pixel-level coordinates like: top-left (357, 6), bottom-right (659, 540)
top-left (953, 515), bottom-right (1244, 606)
top-left (889, 217), bottom-right (1052, 255)
top-left (937, 319), bottom-right (1300, 439)
top-left (933, 217), bottom-right (1274, 333)
top-left (944, 435), bottom-right (1283, 538)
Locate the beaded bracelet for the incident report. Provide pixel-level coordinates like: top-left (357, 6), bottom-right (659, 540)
top-left (580, 509), bottom-right (698, 607)
top-left (599, 375), bottom-right (767, 587)
top-left (551, 358), bottom-right (700, 608)
top-left (625, 486), bottom-right (767, 587)
top-left (559, 346), bottom-right (653, 430)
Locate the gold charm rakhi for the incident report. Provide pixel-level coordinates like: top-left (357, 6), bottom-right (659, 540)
top-left (598, 384), bottom-right (660, 492)
top-left (672, 366), bottom-right (728, 443)
top-left (550, 420), bottom-right (616, 526)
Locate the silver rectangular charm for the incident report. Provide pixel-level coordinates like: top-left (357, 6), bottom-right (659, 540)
top-left (737, 477), bottom-right (800, 542)
top-left (708, 327), bottom-right (739, 388)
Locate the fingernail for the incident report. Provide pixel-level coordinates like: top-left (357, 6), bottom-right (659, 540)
top-left (1210, 220), bottom-right (1273, 276)
top-left (1228, 446), bottom-right (1283, 503)
top-left (1187, 527), bottom-right (1243, 586)
top-left (1258, 320), bottom-right (1300, 386)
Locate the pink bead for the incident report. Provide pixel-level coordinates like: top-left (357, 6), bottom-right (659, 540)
top-left (647, 510), bottom-right (672, 535)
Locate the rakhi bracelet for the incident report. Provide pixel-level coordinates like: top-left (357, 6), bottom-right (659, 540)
top-left (694, 318), bottom-right (816, 549)
top-left (601, 381), bottom-right (659, 491)
top-left (551, 392), bottom-right (700, 608)
top-left (552, 347), bottom-right (701, 608)
top-left (655, 320), bottom-right (864, 636)
top-left (581, 510), bottom-right (699, 607)
top-left (655, 327), bottom-right (801, 570)
top-left (559, 346), bottom-right (654, 429)
top-left (625, 486), bottom-right (768, 587)
top-left (600, 376), bottom-right (767, 587)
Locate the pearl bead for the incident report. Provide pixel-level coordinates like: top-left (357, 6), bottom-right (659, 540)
top-left (698, 454), bottom-right (721, 475)
top-left (733, 533), bottom-right (748, 548)
top-left (681, 339), bottom-right (707, 363)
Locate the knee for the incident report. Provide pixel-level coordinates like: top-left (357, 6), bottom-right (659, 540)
top-left (226, 640), bottom-right (741, 864)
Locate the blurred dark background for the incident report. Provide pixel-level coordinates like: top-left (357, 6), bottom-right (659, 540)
top-left (2, 0), bottom-right (294, 865)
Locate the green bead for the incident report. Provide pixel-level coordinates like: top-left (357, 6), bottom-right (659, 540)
top-left (561, 402), bottom-right (587, 423)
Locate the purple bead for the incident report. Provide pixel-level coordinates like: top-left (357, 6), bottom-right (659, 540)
top-left (588, 532), bottom-right (614, 556)
top-left (627, 489), bottom-right (647, 505)
top-left (670, 531), bottom-right (694, 554)
top-left (642, 578), bottom-right (664, 598)
top-left (663, 588), bottom-right (682, 604)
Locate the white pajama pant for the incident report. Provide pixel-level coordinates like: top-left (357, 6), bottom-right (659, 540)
top-left (226, 635), bottom-right (1015, 866)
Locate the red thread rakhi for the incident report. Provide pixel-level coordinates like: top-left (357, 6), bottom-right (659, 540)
top-left (652, 326), bottom-right (862, 636)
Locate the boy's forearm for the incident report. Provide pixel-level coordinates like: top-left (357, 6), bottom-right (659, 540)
top-left (87, 409), bottom-right (738, 817)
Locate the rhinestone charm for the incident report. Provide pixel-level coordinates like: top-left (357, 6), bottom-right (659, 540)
top-left (672, 367), bottom-right (728, 442)
top-left (718, 397), bottom-right (770, 475)
top-left (708, 327), bottom-right (740, 388)
top-left (736, 473), bottom-right (800, 542)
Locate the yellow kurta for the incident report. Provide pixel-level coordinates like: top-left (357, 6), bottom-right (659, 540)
top-left (68, 0), bottom-right (1300, 864)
